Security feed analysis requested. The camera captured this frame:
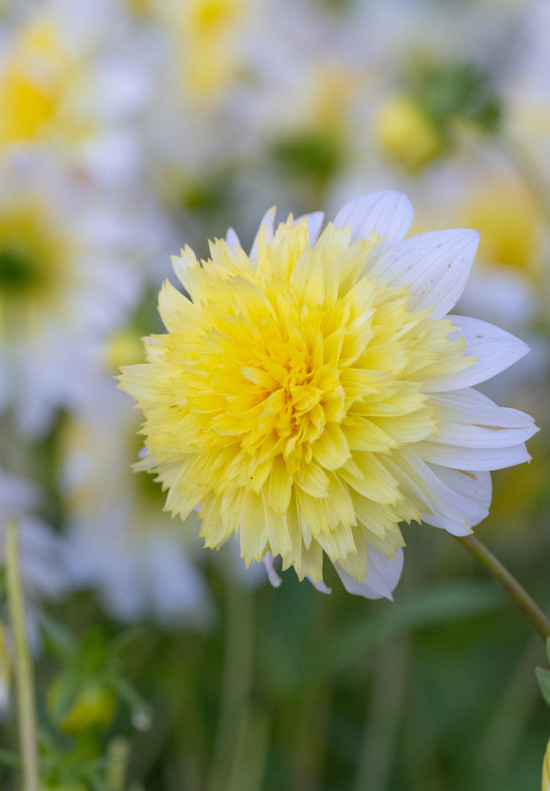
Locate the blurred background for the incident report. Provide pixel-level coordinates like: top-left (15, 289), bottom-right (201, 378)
top-left (0, 0), bottom-right (549, 788)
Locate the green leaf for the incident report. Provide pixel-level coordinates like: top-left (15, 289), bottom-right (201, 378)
top-left (535, 666), bottom-right (550, 708)
top-left (106, 627), bottom-right (142, 660)
top-left (40, 614), bottom-right (78, 665)
top-left (106, 674), bottom-right (152, 728)
top-left (546, 637), bottom-right (550, 665)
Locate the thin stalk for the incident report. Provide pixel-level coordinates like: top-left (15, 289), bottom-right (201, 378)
top-left (205, 575), bottom-right (255, 791)
top-left (6, 517), bottom-right (40, 791)
top-left (457, 535), bottom-right (550, 641)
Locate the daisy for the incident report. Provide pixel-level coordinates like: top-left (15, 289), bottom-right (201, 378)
top-left (119, 191), bottom-right (537, 599)
top-left (0, 154), bottom-right (140, 436)
top-left (0, 0), bottom-right (150, 186)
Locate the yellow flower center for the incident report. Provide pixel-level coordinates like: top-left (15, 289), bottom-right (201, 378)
top-left (123, 217), bottom-right (472, 583)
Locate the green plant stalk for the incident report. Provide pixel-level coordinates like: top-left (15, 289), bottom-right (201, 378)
top-left (458, 535), bottom-right (550, 641)
top-left (6, 517), bottom-right (40, 791)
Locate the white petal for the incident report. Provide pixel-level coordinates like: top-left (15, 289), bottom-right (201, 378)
top-left (423, 316), bottom-right (530, 392)
top-left (307, 576), bottom-right (332, 594)
top-left (414, 440), bottom-right (531, 470)
top-left (298, 211), bottom-right (324, 247)
top-left (428, 389), bottom-right (538, 448)
top-left (263, 551), bottom-right (282, 588)
top-left (428, 464), bottom-right (493, 527)
top-left (249, 206), bottom-right (277, 265)
top-left (332, 191), bottom-right (414, 244)
top-left (335, 544), bottom-right (404, 600)
top-left (368, 229), bottom-right (479, 317)
top-left (225, 227), bottom-right (240, 252)
top-left (383, 449), bottom-right (483, 535)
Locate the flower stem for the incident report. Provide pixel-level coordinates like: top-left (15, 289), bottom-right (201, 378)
top-left (457, 534), bottom-right (550, 641)
top-left (6, 517), bottom-right (40, 791)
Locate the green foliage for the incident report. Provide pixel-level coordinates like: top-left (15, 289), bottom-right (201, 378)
top-left (41, 617), bottom-right (150, 736)
top-left (417, 61), bottom-right (502, 132)
top-left (271, 131), bottom-right (343, 183)
top-left (536, 639), bottom-right (550, 708)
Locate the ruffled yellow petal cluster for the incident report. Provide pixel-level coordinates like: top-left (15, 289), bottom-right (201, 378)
top-left (120, 217), bottom-right (472, 584)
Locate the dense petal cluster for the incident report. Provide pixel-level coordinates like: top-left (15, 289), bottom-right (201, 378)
top-left (120, 192), bottom-right (537, 598)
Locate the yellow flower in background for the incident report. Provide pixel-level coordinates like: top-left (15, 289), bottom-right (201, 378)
top-left (543, 738), bottom-right (550, 791)
top-left (120, 192), bottom-right (537, 598)
top-left (164, 0), bottom-right (247, 103)
top-left (0, 18), bottom-right (83, 148)
top-left (460, 179), bottom-right (542, 278)
top-left (376, 94), bottom-right (444, 171)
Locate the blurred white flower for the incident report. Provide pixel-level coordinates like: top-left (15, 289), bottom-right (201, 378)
top-left (61, 376), bottom-right (213, 627)
top-left (0, 470), bottom-right (68, 602)
top-left (0, 0), bottom-right (150, 185)
top-left (0, 155), bottom-right (141, 436)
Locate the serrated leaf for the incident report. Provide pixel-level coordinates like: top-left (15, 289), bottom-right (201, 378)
top-left (535, 666), bottom-right (550, 708)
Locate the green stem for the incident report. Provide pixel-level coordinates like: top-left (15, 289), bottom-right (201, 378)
top-left (457, 535), bottom-right (550, 641)
top-left (6, 517), bottom-right (40, 791)
top-left (205, 575), bottom-right (255, 791)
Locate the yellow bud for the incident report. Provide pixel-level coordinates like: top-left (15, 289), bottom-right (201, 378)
top-left (376, 95), bottom-right (443, 171)
top-left (48, 679), bottom-right (116, 735)
top-left (543, 738), bottom-right (550, 791)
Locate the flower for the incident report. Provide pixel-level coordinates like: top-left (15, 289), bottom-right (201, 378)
top-left (0, 154), bottom-right (140, 436)
top-left (61, 378), bottom-right (213, 627)
top-left (119, 191), bottom-right (537, 598)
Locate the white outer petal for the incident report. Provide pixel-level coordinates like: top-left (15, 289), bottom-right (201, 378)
top-left (423, 465), bottom-right (492, 530)
top-left (423, 316), bottom-right (530, 392)
top-left (332, 191), bottom-right (414, 244)
top-left (298, 211), bottom-right (325, 247)
top-left (335, 544), bottom-right (404, 600)
top-left (263, 551), bottom-right (282, 588)
top-left (368, 229), bottom-right (479, 317)
top-left (428, 389), bottom-right (538, 448)
top-left (414, 440), bottom-right (531, 470)
top-left (249, 206), bottom-right (277, 265)
top-left (307, 576), bottom-right (332, 594)
top-left (383, 449), bottom-right (483, 535)
top-left (225, 227), bottom-right (240, 252)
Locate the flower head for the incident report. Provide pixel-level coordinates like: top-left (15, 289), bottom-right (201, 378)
top-left (120, 191), bottom-right (537, 598)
